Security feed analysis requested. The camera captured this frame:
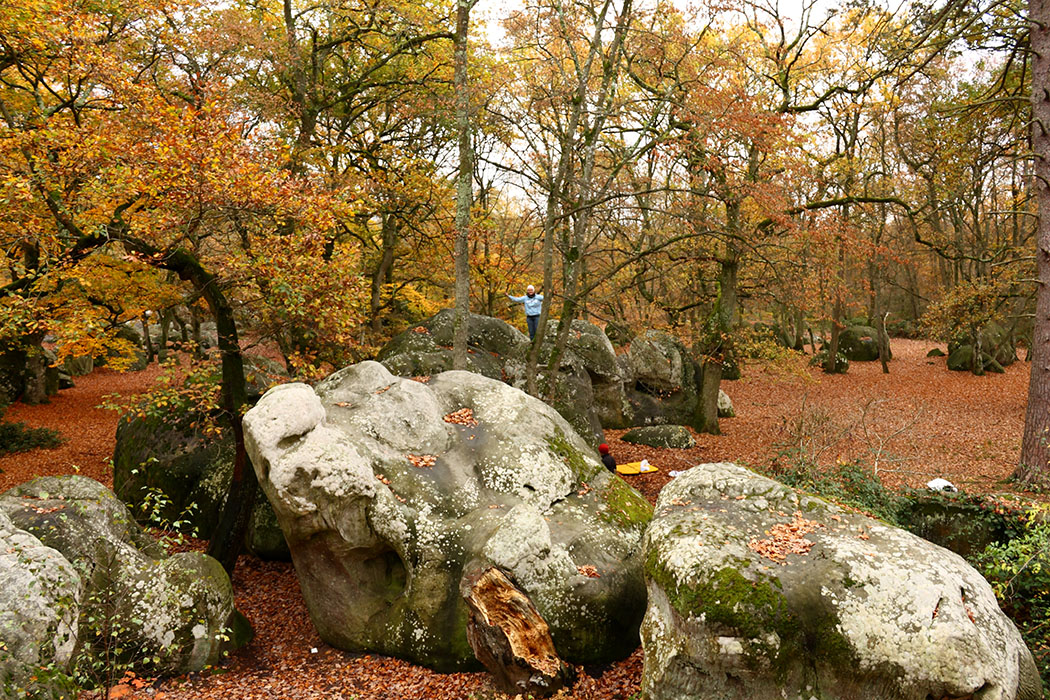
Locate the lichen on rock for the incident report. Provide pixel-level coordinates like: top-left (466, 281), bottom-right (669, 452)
top-left (244, 361), bottom-right (653, 670)
top-left (641, 463), bottom-right (1042, 700)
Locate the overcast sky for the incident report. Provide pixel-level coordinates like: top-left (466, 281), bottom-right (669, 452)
top-left (472, 0), bottom-right (851, 47)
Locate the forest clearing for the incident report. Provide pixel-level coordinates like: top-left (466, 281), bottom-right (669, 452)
top-left (0, 339), bottom-right (1039, 699)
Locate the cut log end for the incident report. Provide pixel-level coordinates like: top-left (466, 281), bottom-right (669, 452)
top-left (463, 567), bottom-right (576, 697)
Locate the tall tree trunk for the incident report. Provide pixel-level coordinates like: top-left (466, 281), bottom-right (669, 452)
top-left (1018, 0), bottom-right (1050, 485)
top-left (693, 360), bottom-right (721, 435)
top-left (824, 236), bottom-right (846, 374)
top-left (452, 0), bottom-right (473, 371)
top-left (122, 239), bottom-right (252, 574)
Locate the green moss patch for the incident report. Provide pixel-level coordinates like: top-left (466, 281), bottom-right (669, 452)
top-left (600, 478), bottom-right (653, 529)
top-left (546, 430), bottom-right (602, 482)
top-left (645, 553), bottom-right (794, 640)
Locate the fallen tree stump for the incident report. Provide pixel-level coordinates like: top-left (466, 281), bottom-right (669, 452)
top-left (463, 567), bottom-right (576, 697)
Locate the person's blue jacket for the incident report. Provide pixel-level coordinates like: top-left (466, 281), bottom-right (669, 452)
top-left (508, 292), bottom-right (543, 316)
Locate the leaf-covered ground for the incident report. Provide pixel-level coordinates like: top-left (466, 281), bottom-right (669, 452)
top-left (0, 339), bottom-right (1033, 699)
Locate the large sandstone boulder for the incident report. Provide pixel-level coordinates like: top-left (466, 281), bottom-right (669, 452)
top-left (838, 325), bottom-right (890, 362)
top-left (948, 324), bottom-right (1016, 372)
top-left (0, 510), bottom-right (81, 699)
top-left (377, 309), bottom-right (526, 381)
top-left (0, 477), bottom-right (248, 679)
top-left (243, 361), bottom-right (652, 671)
top-left (113, 411), bottom-right (288, 561)
top-left (543, 320), bottom-right (629, 430)
top-left (641, 463), bottom-right (1041, 700)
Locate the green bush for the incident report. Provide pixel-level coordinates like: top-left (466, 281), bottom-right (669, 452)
top-left (766, 459), bottom-right (901, 524)
top-left (0, 405), bottom-right (62, 456)
top-left (975, 510), bottom-right (1050, 687)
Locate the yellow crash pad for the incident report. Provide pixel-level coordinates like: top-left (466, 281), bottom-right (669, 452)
top-left (616, 461), bottom-right (659, 475)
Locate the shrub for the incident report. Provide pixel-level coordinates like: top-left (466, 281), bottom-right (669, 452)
top-left (974, 509), bottom-right (1050, 686)
top-left (765, 458), bottom-right (900, 524)
top-left (0, 405), bottom-right (62, 456)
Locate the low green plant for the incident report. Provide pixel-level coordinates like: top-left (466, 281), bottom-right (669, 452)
top-left (974, 508), bottom-right (1050, 688)
top-left (0, 404), bottom-right (62, 456)
top-left (766, 458), bottom-right (901, 524)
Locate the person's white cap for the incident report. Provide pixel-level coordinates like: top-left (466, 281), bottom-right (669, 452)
top-left (526, 284), bottom-right (535, 292)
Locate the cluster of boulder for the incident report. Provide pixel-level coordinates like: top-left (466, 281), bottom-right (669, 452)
top-left (377, 310), bottom-right (734, 444)
top-left (0, 476), bottom-right (248, 697)
top-left (946, 324), bottom-right (1018, 373)
top-left (234, 361), bottom-right (1039, 699)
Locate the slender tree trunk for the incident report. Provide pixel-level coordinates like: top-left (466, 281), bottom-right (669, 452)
top-left (370, 215), bottom-right (397, 333)
top-left (158, 309), bottom-right (172, 362)
top-left (1019, 0), bottom-right (1050, 484)
top-left (693, 360), bottom-right (721, 435)
top-left (452, 0), bottom-right (473, 371)
top-left (121, 239), bottom-right (252, 574)
top-left (877, 310), bottom-right (890, 375)
top-left (142, 313), bottom-right (155, 363)
top-left (824, 236), bottom-right (846, 373)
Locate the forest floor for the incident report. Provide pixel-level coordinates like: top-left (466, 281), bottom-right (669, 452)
top-left (0, 338), bottom-right (1035, 699)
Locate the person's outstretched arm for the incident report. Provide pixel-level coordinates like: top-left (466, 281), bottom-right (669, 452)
top-left (507, 294), bottom-right (526, 302)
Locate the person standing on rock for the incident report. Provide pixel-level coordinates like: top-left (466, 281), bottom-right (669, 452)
top-left (508, 284), bottom-right (543, 340)
top-left (599, 443), bottom-right (617, 472)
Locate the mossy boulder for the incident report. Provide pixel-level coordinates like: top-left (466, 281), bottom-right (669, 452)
top-left (948, 324), bottom-right (1017, 371)
top-left (621, 425), bottom-right (695, 449)
top-left (896, 490), bottom-right (1025, 560)
top-left (243, 361), bottom-right (652, 671)
top-left (838, 325), bottom-right (888, 362)
top-left (377, 309), bottom-right (527, 381)
top-left (0, 477), bottom-right (248, 680)
top-left (0, 346), bottom-right (28, 404)
top-left (811, 349), bottom-right (849, 374)
top-left (947, 344), bottom-right (1005, 373)
top-left (111, 355), bottom-right (290, 560)
top-left (112, 409), bottom-right (289, 561)
top-left (624, 331), bottom-right (701, 427)
top-left (641, 463), bottom-right (1041, 700)
top-left (926, 347), bottom-right (946, 358)
top-left (541, 320), bottom-right (629, 430)
top-left (62, 355), bottom-right (94, 377)
top-left (0, 510), bottom-right (81, 699)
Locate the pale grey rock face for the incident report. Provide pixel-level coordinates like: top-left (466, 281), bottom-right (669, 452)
top-left (628, 331), bottom-right (689, 394)
top-left (641, 463), bottom-right (1041, 700)
top-left (377, 311), bottom-right (632, 442)
top-left (0, 476), bottom-right (243, 679)
top-left (244, 361), bottom-right (653, 671)
top-left (717, 389), bottom-right (735, 418)
top-left (0, 510), bottom-right (81, 699)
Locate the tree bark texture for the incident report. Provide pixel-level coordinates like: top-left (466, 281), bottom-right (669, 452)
top-left (462, 567), bottom-right (575, 697)
top-left (1018, 0), bottom-right (1050, 484)
top-left (451, 0), bottom-right (473, 372)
